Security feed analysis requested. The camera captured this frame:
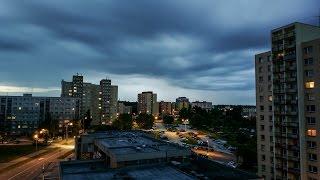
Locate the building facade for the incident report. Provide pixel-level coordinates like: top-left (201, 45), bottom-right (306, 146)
top-left (137, 91), bottom-right (158, 116)
top-left (256, 22), bottom-right (320, 180)
top-left (175, 97), bottom-right (190, 111)
top-left (159, 101), bottom-right (172, 115)
top-left (61, 75), bottom-right (118, 125)
top-left (0, 94), bottom-right (80, 135)
top-left (191, 101), bottom-right (213, 111)
top-left (117, 102), bottom-right (132, 115)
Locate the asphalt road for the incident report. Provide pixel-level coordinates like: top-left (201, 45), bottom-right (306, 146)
top-left (0, 141), bottom-right (73, 180)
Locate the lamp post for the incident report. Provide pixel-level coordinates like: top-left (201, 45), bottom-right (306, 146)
top-left (34, 134), bottom-right (38, 153)
top-left (65, 121), bottom-right (73, 142)
top-left (206, 140), bottom-right (209, 156)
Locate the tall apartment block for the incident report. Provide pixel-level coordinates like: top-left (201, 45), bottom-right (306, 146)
top-left (175, 97), bottom-right (190, 111)
top-left (256, 22), bottom-right (320, 180)
top-left (137, 91), bottom-right (158, 116)
top-left (61, 74), bottom-right (118, 125)
top-left (159, 101), bottom-right (172, 115)
top-left (0, 93), bottom-right (80, 135)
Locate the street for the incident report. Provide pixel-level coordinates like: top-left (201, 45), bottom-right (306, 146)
top-left (0, 140), bottom-right (74, 180)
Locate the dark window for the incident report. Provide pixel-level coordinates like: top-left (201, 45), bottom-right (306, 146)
top-left (306, 105), bottom-right (316, 112)
top-left (307, 117), bottom-right (316, 125)
top-left (308, 165), bottom-right (318, 173)
top-left (304, 58), bottom-right (314, 65)
top-left (304, 46), bottom-right (313, 54)
top-left (308, 153), bottom-right (317, 161)
top-left (307, 141), bottom-right (317, 148)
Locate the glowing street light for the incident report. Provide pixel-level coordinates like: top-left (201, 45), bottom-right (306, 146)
top-left (34, 134), bottom-right (39, 153)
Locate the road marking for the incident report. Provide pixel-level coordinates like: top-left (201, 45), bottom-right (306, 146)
top-left (7, 149), bottom-right (64, 180)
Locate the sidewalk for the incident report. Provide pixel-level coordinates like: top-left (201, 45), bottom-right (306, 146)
top-left (0, 149), bottom-right (48, 171)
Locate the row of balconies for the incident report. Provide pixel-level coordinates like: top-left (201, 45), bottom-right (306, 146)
top-left (274, 99), bottom-right (297, 105)
top-left (274, 132), bottom-right (298, 138)
top-left (274, 111), bottom-right (298, 116)
top-left (272, 31), bottom-right (295, 42)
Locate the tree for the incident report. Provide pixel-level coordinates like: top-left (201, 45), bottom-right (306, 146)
top-left (83, 110), bottom-right (93, 130)
top-left (179, 107), bottom-right (190, 119)
top-left (163, 115), bottom-right (174, 124)
top-left (136, 113), bottom-right (154, 129)
top-left (113, 114), bottom-right (133, 130)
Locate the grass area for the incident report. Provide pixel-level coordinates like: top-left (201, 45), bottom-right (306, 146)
top-left (0, 145), bottom-right (42, 163)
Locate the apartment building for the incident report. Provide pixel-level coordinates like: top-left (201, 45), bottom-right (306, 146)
top-left (256, 22), bottom-right (320, 180)
top-left (137, 91), bottom-right (158, 116)
top-left (256, 51), bottom-right (274, 179)
top-left (0, 94), bottom-right (80, 135)
top-left (159, 101), bottom-right (172, 115)
top-left (61, 75), bottom-right (118, 125)
top-left (117, 102), bottom-right (132, 115)
top-left (175, 97), bottom-right (190, 111)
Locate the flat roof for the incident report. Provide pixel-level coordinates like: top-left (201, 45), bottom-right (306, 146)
top-left (60, 161), bottom-right (195, 180)
top-left (90, 131), bottom-right (189, 156)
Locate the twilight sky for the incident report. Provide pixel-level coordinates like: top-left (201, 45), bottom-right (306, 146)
top-left (0, 0), bottom-right (319, 104)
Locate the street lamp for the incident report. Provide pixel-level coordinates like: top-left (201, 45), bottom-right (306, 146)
top-left (65, 121), bottom-right (73, 142)
top-left (34, 134), bottom-right (38, 153)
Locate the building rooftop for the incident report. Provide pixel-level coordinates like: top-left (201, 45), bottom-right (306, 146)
top-left (60, 160), bottom-right (195, 180)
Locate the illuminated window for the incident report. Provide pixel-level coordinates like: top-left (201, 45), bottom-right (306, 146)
top-left (307, 129), bottom-right (317, 137)
top-left (268, 96), bottom-right (273, 102)
top-left (305, 82), bottom-right (315, 89)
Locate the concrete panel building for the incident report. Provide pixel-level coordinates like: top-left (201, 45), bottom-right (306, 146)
top-left (255, 22), bottom-right (320, 180)
top-left (175, 97), bottom-right (190, 111)
top-left (159, 101), bottom-right (172, 115)
top-left (137, 91), bottom-right (158, 116)
top-left (191, 101), bottom-right (213, 111)
top-left (61, 75), bottom-right (118, 125)
top-left (0, 94), bottom-right (80, 135)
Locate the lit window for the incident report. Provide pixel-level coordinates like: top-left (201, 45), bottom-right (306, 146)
top-left (268, 96), bottom-right (273, 102)
top-left (305, 82), bottom-right (315, 89)
top-left (307, 129), bottom-right (317, 137)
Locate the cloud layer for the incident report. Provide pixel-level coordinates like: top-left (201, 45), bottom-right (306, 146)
top-left (0, 0), bottom-right (319, 104)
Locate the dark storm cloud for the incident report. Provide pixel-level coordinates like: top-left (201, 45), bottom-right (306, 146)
top-left (0, 0), bottom-right (319, 102)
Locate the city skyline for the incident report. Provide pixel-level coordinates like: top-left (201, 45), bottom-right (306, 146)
top-left (0, 1), bottom-right (319, 105)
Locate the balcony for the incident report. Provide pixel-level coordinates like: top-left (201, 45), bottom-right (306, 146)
top-left (287, 155), bottom-right (300, 161)
top-left (286, 88), bottom-right (297, 93)
top-left (284, 43), bottom-right (295, 49)
top-left (283, 121), bottom-right (299, 127)
top-left (286, 111), bottom-right (297, 116)
top-left (284, 32), bottom-right (295, 38)
top-left (288, 167), bottom-right (300, 175)
top-left (286, 99), bottom-right (297, 104)
top-left (272, 35), bottom-right (284, 42)
top-left (286, 77), bottom-right (297, 82)
top-left (274, 89), bottom-right (285, 94)
top-left (284, 54), bottom-right (296, 61)
top-left (288, 144), bottom-right (299, 151)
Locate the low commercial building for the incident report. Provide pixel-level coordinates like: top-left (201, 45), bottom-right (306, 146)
top-left (75, 131), bottom-right (191, 168)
